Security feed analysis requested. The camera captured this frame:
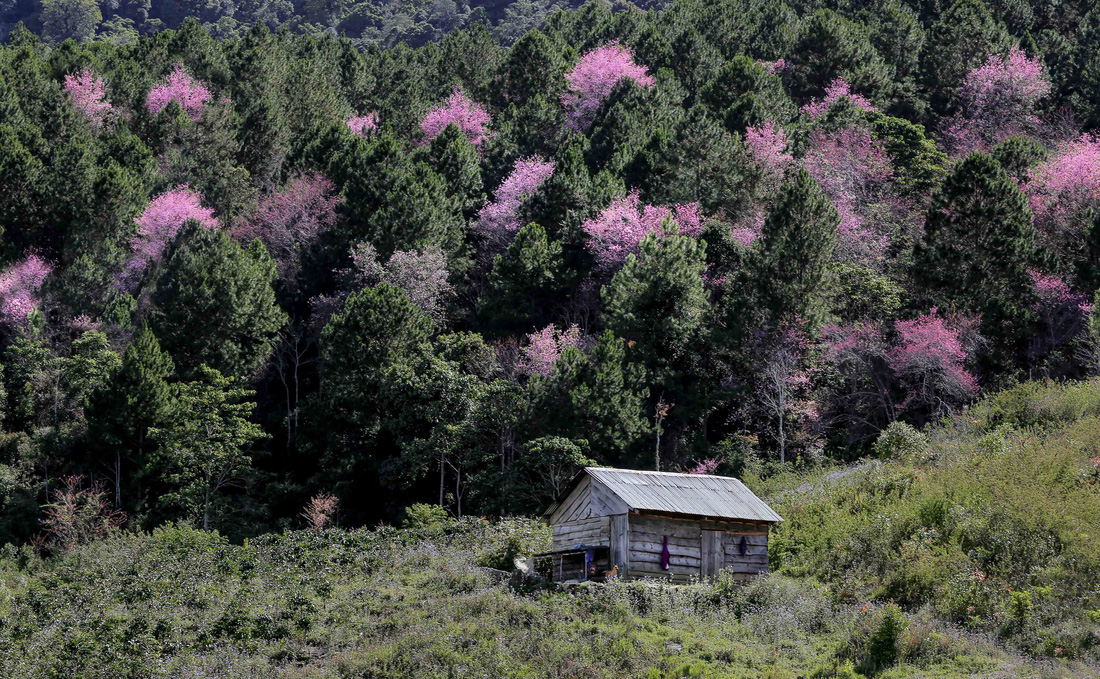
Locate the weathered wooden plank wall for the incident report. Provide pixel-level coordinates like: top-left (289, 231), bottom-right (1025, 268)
top-left (551, 515), bottom-right (610, 550)
top-left (625, 514), bottom-right (770, 580)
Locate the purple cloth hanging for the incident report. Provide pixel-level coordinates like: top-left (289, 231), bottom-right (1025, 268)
top-left (661, 535), bottom-right (670, 570)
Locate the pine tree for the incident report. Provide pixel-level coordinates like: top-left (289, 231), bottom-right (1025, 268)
top-left (786, 9), bottom-right (892, 104)
top-left (424, 123), bottom-right (485, 220)
top-left (630, 104), bottom-right (751, 216)
top-left (920, 0), bottom-right (1012, 114)
top-left (365, 162), bottom-right (467, 266)
top-left (87, 326), bottom-right (174, 510)
top-left (528, 331), bottom-right (648, 465)
top-left (479, 223), bottom-right (568, 333)
top-left (0, 124), bottom-right (44, 255)
top-left (492, 29), bottom-right (568, 108)
top-left (602, 227), bottom-right (710, 392)
top-left (913, 152), bottom-right (1038, 364)
top-left (750, 169), bottom-right (839, 329)
top-left (151, 366), bottom-right (266, 530)
top-left (701, 56), bottom-right (796, 133)
top-left (151, 222), bottom-right (287, 380)
top-left (309, 283), bottom-right (434, 506)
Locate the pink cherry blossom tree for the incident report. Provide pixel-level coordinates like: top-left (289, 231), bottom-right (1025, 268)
top-left (800, 78), bottom-right (878, 121)
top-left (1027, 270), bottom-right (1091, 367)
top-left (687, 458), bottom-right (720, 475)
top-left (562, 41), bottom-right (655, 131)
top-left (421, 87), bottom-right (491, 146)
top-left (64, 69), bottom-right (114, 131)
top-left (802, 127), bottom-right (893, 266)
top-left (0, 254), bottom-right (53, 324)
top-left (582, 192), bottom-right (703, 270)
top-left (822, 309), bottom-right (978, 439)
top-left (234, 174), bottom-right (339, 284)
top-left (745, 121), bottom-right (793, 195)
top-left (518, 323), bottom-right (583, 378)
top-left (346, 113), bottom-right (378, 137)
top-left (730, 210), bottom-right (765, 248)
top-left (948, 46), bottom-right (1050, 154)
top-left (1024, 134), bottom-right (1100, 254)
top-left (146, 64), bottom-right (212, 121)
top-left (120, 186), bottom-right (217, 288)
top-left (474, 157), bottom-right (555, 247)
top-left (759, 58), bottom-right (789, 75)
top-left (889, 308), bottom-right (979, 414)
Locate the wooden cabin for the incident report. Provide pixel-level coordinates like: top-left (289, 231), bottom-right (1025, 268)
top-left (536, 467), bottom-right (783, 583)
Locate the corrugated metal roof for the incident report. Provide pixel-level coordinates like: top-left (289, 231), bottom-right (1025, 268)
top-left (585, 467), bottom-right (783, 523)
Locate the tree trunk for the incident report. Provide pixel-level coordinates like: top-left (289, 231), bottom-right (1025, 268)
top-left (455, 467), bottom-right (462, 519)
top-left (439, 453), bottom-right (445, 506)
top-left (115, 450), bottom-right (121, 509)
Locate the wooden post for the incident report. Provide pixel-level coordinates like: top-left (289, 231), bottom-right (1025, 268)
top-left (611, 514), bottom-right (629, 578)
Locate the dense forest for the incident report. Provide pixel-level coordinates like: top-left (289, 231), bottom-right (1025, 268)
top-left (1, 0), bottom-right (1100, 550)
top-left (0, 0), bottom-right (649, 47)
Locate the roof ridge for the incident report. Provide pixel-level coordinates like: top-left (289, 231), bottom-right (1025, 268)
top-left (585, 466), bottom-right (743, 481)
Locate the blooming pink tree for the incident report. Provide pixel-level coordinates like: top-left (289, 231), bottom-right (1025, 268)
top-left (518, 323), bottom-right (583, 378)
top-left (954, 46), bottom-right (1050, 152)
top-left (821, 310), bottom-right (978, 439)
top-left (235, 174), bottom-right (339, 283)
top-left (348, 242), bottom-right (453, 326)
top-left (146, 64), bottom-right (212, 121)
top-left (421, 87), bottom-right (491, 146)
top-left (64, 69), bottom-right (114, 131)
top-left (346, 113), bottom-right (378, 137)
top-left (475, 157), bottom-right (555, 247)
top-left (800, 78), bottom-right (878, 121)
top-left (0, 254), bottom-right (53, 324)
top-left (889, 308), bottom-right (979, 413)
top-left (582, 192), bottom-right (703, 270)
top-left (121, 186), bottom-right (217, 288)
top-left (1024, 134), bottom-right (1100, 255)
top-left (759, 58), bottom-right (789, 75)
top-left (731, 210), bottom-right (765, 248)
top-left (745, 121), bottom-right (793, 195)
top-left (687, 458), bottom-right (720, 475)
top-left (1028, 270), bottom-right (1091, 367)
top-left (562, 41), bottom-right (655, 131)
top-left (802, 127), bottom-right (893, 265)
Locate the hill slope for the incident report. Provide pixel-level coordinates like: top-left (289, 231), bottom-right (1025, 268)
top-left (2, 381), bottom-right (1099, 678)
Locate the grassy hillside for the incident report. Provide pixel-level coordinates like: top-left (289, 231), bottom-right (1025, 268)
top-left (3, 381), bottom-right (1100, 678)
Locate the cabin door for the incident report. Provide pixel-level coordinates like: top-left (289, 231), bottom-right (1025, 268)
top-left (700, 529), bottom-right (723, 577)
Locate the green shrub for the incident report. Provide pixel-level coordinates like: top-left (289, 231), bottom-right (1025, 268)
top-left (866, 603), bottom-right (907, 670)
top-left (810, 659), bottom-right (865, 678)
top-left (402, 502), bottom-right (454, 533)
top-left (873, 422), bottom-right (928, 461)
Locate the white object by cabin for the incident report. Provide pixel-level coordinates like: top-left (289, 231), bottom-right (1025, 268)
top-left (538, 467), bottom-right (783, 583)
